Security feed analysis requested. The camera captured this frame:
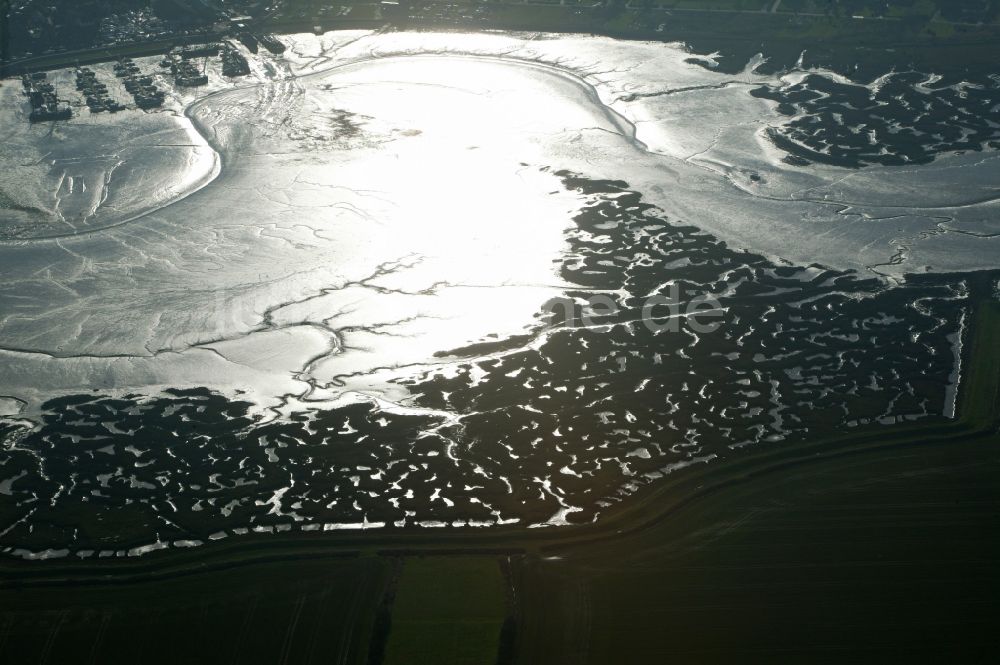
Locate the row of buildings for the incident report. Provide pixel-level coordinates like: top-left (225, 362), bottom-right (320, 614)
top-left (114, 58), bottom-right (166, 109)
top-left (222, 44), bottom-right (252, 77)
top-left (17, 32), bottom-right (284, 122)
top-left (162, 42), bottom-right (259, 84)
top-left (76, 68), bottom-right (126, 114)
top-left (169, 56), bottom-right (211, 87)
top-left (233, 30), bottom-right (286, 55)
top-left (21, 72), bottom-right (73, 122)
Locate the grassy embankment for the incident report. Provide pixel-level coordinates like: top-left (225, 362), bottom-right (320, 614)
top-left (5, 0), bottom-right (1000, 81)
top-left (380, 557), bottom-right (508, 665)
top-left (0, 555), bottom-right (391, 664)
top-left (272, 0), bottom-right (1000, 78)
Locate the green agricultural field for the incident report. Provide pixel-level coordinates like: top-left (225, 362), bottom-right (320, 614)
top-left (0, 556), bottom-right (390, 665)
top-left (515, 429), bottom-right (1000, 663)
top-left (511, 288), bottom-right (1000, 664)
top-left (382, 557), bottom-right (508, 665)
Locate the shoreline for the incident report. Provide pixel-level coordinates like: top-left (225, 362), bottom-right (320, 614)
top-left (0, 35), bottom-right (997, 569)
top-left (2, 273), bottom-right (996, 583)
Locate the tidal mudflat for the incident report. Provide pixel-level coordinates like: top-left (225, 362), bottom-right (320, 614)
top-left (0, 31), bottom-right (997, 560)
